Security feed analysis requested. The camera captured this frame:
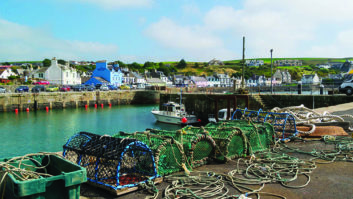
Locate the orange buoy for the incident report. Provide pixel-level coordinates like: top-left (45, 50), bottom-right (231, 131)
top-left (181, 117), bottom-right (187, 123)
top-left (15, 109), bottom-right (18, 114)
top-left (45, 107), bottom-right (49, 112)
top-left (109, 103), bottom-right (112, 107)
top-left (94, 104), bottom-right (97, 109)
top-left (101, 103), bottom-right (104, 108)
top-left (26, 108), bottom-right (29, 112)
top-left (85, 104), bottom-right (88, 109)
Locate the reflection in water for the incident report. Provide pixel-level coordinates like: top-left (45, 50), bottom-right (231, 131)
top-left (0, 105), bottom-right (180, 157)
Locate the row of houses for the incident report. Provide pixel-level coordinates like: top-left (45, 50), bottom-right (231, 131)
top-left (0, 58), bottom-right (328, 87)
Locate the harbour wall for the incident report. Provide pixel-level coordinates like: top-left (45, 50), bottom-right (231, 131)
top-left (160, 93), bottom-right (353, 123)
top-left (0, 90), bottom-right (160, 112)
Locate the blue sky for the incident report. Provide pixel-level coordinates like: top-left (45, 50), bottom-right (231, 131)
top-left (1, 0), bottom-right (353, 63)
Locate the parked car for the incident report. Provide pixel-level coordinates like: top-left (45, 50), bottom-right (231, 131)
top-left (31, 85), bottom-right (45, 93)
top-left (46, 85), bottom-right (59, 92)
top-left (0, 87), bottom-right (6, 93)
top-left (100, 85), bottom-right (109, 91)
top-left (33, 80), bottom-right (50, 85)
top-left (72, 85), bottom-right (86, 92)
top-left (95, 84), bottom-right (102, 90)
top-left (120, 85), bottom-right (130, 90)
top-left (108, 85), bottom-right (118, 90)
top-left (85, 85), bottom-right (95, 91)
top-left (15, 86), bottom-right (29, 93)
top-left (60, 85), bottom-right (71, 92)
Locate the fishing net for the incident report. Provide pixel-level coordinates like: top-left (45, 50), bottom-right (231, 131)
top-left (113, 131), bottom-right (185, 176)
top-left (148, 128), bottom-right (216, 169)
top-left (63, 132), bottom-right (158, 191)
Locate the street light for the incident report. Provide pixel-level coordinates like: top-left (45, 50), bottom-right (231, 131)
top-left (270, 49), bottom-right (273, 94)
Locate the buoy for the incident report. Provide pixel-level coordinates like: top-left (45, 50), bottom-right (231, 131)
top-left (85, 104), bottom-right (88, 109)
top-left (45, 107), bottom-right (49, 112)
top-left (109, 103), bottom-right (112, 107)
top-left (15, 109), bottom-right (18, 114)
top-left (197, 119), bottom-right (201, 122)
top-left (94, 104), bottom-right (97, 109)
top-left (101, 103), bottom-right (104, 108)
top-left (181, 117), bottom-right (187, 123)
top-left (26, 108), bottom-right (29, 112)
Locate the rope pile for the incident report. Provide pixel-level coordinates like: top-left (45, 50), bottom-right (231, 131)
top-left (276, 136), bottom-right (353, 163)
top-left (271, 104), bottom-right (353, 134)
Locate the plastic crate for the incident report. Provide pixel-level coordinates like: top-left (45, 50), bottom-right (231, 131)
top-left (0, 154), bottom-right (87, 199)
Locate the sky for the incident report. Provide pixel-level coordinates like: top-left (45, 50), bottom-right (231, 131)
top-left (1, 0), bottom-right (353, 63)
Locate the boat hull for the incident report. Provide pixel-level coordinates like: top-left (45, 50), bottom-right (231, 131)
top-left (151, 111), bottom-right (198, 125)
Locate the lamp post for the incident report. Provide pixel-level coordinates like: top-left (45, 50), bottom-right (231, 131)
top-left (270, 49), bottom-right (273, 94)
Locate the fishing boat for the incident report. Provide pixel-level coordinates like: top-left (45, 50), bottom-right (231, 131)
top-left (151, 101), bottom-right (198, 124)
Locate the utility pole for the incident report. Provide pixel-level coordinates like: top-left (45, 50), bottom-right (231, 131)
top-left (270, 49), bottom-right (273, 94)
top-left (241, 36), bottom-right (245, 88)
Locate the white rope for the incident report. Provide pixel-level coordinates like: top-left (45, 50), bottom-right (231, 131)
top-left (271, 104), bottom-right (353, 133)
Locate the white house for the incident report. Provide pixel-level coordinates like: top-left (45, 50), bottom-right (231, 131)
top-left (301, 73), bottom-right (320, 85)
top-left (32, 57), bottom-right (81, 85)
top-left (245, 60), bottom-right (264, 66)
top-left (0, 68), bottom-right (16, 79)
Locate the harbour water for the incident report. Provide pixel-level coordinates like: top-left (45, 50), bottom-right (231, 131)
top-left (0, 105), bottom-right (180, 158)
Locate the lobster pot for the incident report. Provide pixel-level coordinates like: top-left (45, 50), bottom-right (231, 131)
top-left (202, 126), bottom-right (248, 162)
top-left (63, 132), bottom-right (158, 194)
top-left (149, 128), bottom-right (216, 169)
top-left (232, 108), bottom-right (298, 141)
top-left (113, 132), bottom-right (185, 176)
top-left (206, 120), bottom-right (275, 154)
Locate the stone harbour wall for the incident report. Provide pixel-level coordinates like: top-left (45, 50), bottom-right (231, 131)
top-left (0, 90), bottom-right (160, 112)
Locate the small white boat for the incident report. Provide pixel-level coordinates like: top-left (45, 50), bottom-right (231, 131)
top-left (208, 108), bottom-right (234, 123)
top-left (151, 102), bottom-right (198, 125)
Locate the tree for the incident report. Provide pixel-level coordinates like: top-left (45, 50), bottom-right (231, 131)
top-left (43, 59), bottom-right (51, 67)
top-left (143, 61), bottom-right (155, 70)
top-left (116, 60), bottom-right (126, 68)
top-left (195, 62), bottom-right (199, 68)
top-left (2, 62), bottom-right (10, 65)
top-left (58, 59), bottom-right (67, 65)
top-left (177, 59), bottom-right (187, 69)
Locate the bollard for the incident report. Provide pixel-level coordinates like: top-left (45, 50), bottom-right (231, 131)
top-left (94, 104), bottom-right (97, 109)
top-left (101, 103), bottom-right (104, 108)
top-left (298, 82), bottom-right (302, 95)
top-left (45, 107), bottom-right (49, 112)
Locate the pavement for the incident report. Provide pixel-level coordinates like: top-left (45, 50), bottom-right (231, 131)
top-left (79, 104), bottom-right (353, 199)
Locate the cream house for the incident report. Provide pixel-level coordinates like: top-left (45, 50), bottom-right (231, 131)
top-left (32, 57), bottom-right (81, 85)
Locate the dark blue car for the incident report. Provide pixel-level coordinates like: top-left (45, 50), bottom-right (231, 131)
top-left (15, 86), bottom-right (29, 93)
top-left (108, 85), bottom-right (118, 90)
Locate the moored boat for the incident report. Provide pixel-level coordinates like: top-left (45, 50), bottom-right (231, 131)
top-left (151, 102), bottom-right (198, 124)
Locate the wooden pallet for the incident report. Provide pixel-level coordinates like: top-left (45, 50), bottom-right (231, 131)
top-left (87, 177), bottom-right (163, 196)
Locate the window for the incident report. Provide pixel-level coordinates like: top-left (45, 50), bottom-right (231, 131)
top-left (66, 72), bottom-right (68, 77)
top-left (39, 73), bottom-right (43, 78)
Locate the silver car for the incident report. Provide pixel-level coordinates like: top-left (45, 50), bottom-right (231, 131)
top-left (100, 85), bottom-right (109, 91)
top-left (0, 87), bottom-right (6, 93)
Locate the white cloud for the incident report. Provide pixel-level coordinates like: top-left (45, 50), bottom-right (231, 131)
top-left (308, 29), bottom-right (353, 57)
top-left (145, 17), bottom-right (236, 61)
top-left (74, 0), bottom-right (153, 9)
top-left (146, 0), bottom-right (353, 61)
top-left (0, 18), bottom-right (118, 62)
